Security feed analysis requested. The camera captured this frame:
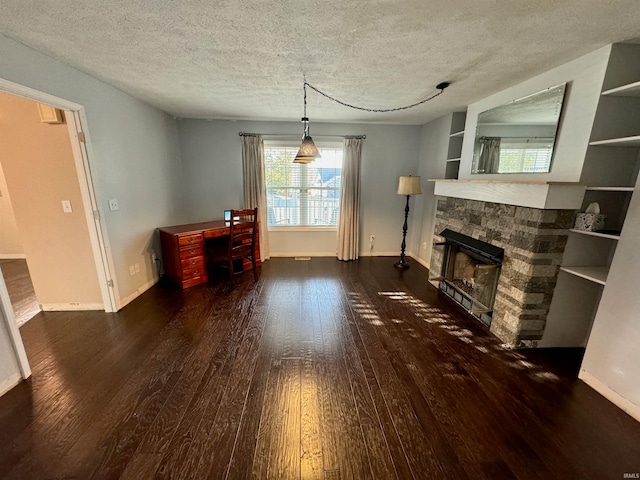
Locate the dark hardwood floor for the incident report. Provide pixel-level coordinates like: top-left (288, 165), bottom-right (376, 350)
top-left (0, 257), bottom-right (638, 479)
top-left (0, 258), bottom-right (40, 326)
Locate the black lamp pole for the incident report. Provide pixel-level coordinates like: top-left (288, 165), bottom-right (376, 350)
top-left (394, 194), bottom-right (411, 270)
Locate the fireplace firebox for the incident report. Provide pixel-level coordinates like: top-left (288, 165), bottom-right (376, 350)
top-left (436, 229), bottom-right (504, 327)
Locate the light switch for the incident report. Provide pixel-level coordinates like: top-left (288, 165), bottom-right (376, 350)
top-left (108, 198), bottom-right (119, 211)
top-left (62, 200), bottom-right (72, 213)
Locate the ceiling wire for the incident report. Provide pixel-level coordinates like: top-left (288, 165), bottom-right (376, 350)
top-left (303, 81), bottom-right (450, 113)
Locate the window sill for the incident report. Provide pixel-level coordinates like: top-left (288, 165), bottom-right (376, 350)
top-left (268, 226), bottom-right (337, 232)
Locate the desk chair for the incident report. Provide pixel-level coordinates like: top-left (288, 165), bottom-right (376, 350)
top-left (210, 208), bottom-right (259, 282)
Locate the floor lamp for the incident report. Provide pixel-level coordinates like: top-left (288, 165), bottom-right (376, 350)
top-left (394, 175), bottom-right (422, 270)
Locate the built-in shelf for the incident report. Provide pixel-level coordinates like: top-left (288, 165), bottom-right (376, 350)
top-left (445, 112), bottom-right (466, 180)
top-left (602, 81), bottom-right (640, 97)
top-left (589, 136), bottom-right (640, 147)
top-left (585, 186), bottom-right (634, 192)
top-left (560, 266), bottom-right (609, 286)
top-left (569, 229), bottom-right (620, 240)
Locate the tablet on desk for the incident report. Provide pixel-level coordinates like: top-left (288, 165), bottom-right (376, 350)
top-left (224, 210), bottom-right (240, 224)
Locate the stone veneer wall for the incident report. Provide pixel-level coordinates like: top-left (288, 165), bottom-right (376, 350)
top-left (430, 197), bottom-right (574, 348)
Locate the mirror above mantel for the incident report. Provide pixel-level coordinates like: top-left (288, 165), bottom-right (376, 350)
top-left (471, 83), bottom-right (567, 175)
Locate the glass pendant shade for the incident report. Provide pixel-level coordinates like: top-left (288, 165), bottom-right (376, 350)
top-left (294, 134), bottom-right (321, 163)
top-left (293, 154), bottom-right (315, 164)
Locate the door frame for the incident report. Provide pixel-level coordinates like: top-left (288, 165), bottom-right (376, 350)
top-left (0, 271), bottom-right (31, 383)
top-left (0, 77), bottom-right (119, 312)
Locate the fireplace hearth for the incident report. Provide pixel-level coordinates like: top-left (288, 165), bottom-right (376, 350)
top-left (436, 229), bottom-right (504, 327)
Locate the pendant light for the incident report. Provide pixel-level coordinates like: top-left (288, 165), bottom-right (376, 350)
top-left (294, 81), bottom-right (321, 164)
top-left (292, 80), bottom-right (450, 163)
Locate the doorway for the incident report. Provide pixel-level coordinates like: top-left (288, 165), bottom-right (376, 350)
top-left (0, 79), bottom-right (117, 312)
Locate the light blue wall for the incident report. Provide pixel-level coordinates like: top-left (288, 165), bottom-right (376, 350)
top-left (0, 33), bottom-right (185, 303)
top-left (176, 119), bottom-right (422, 256)
top-left (412, 114), bottom-right (452, 268)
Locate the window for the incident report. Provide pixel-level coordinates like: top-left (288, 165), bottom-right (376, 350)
top-left (264, 143), bottom-right (343, 227)
top-left (498, 142), bottom-right (552, 173)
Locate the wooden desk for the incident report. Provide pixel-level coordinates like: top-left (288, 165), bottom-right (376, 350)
top-left (158, 220), bottom-right (261, 289)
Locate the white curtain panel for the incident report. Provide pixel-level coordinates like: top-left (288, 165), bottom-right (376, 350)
top-left (337, 137), bottom-right (364, 261)
top-left (241, 135), bottom-right (270, 260)
top-left (478, 137), bottom-right (501, 173)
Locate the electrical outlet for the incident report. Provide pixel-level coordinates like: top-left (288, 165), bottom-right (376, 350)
top-left (61, 200), bottom-right (72, 213)
top-left (134, 263), bottom-right (140, 273)
top-left (108, 198), bottom-right (119, 211)
top-left (422, 241), bottom-right (428, 250)
top-left (129, 265), bottom-right (135, 276)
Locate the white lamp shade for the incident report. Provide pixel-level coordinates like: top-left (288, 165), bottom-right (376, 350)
top-left (397, 176), bottom-right (422, 195)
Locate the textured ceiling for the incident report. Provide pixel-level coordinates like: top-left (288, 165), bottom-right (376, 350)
top-left (1, 1), bottom-right (639, 124)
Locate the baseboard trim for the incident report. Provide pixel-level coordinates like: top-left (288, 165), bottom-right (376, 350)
top-left (269, 252), bottom-right (337, 258)
top-left (0, 254), bottom-right (26, 259)
top-left (119, 277), bottom-right (158, 310)
top-left (0, 373), bottom-right (22, 398)
top-left (40, 303), bottom-right (104, 311)
top-left (411, 255), bottom-right (431, 270)
top-left (360, 251), bottom-right (400, 257)
top-left (579, 369), bottom-right (640, 423)
top-left (266, 252), bottom-right (430, 269)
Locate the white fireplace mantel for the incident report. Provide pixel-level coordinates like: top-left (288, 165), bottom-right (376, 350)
top-left (430, 179), bottom-right (586, 210)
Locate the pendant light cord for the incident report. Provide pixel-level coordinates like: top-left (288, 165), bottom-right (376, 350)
top-left (302, 81), bottom-right (309, 136)
top-left (304, 81), bottom-right (449, 113)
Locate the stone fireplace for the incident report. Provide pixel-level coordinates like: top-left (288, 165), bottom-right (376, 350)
top-left (430, 196), bottom-right (574, 348)
top-left (437, 229), bottom-right (504, 328)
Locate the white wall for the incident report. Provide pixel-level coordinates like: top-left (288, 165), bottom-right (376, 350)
top-left (0, 33), bottom-right (185, 307)
top-left (0, 161), bottom-right (23, 258)
top-left (176, 119), bottom-right (422, 257)
top-left (579, 169), bottom-right (640, 422)
top-left (459, 45), bottom-right (611, 182)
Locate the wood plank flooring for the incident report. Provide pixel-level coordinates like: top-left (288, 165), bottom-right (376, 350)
top-left (0, 257), bottom-right (639, 479)
top-left (0, 259), bottom-right (40, 326)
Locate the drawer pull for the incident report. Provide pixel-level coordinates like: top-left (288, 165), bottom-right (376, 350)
top-left (190, 249), bottom-right (195, 255)
top-left (188, 238), bottom-right (194, 243)
top-left (191, 260), bottom-right (196, 265)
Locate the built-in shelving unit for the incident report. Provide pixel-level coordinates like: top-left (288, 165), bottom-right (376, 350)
top-left (569, 229), bottom-right (620, 240)
top-left (445, 113), bottom-right (466, 179)
top-left (546, 47), bottom-right (640, 347)
top-left (589, 135), bottom-right (640, 147)
top-left (585, 186), bottom-right (635, 192)
top-left (602, 80), bottom-right (640, 97)
top-left (559, 266), bottom-right (609, 286)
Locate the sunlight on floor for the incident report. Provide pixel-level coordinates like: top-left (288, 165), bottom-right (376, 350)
top-left (370, 290), bottom-right (561, 383)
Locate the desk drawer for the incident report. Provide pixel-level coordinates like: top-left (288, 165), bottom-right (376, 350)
top-left (181, 255), bottom-right (205, 270)
top-left (204, 228), bottom-right (229, 239)
top-left (182, 261), bottom-right (206, 280)
top-left (182, 275), bottom-right (207, 289)
top-left (179, 244), bottom-right (204, 259)
top-left (178, 233), bottom-right (203, 246)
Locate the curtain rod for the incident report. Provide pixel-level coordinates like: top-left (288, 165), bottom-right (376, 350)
top-left (239, 132), bottom-right (366, 139)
